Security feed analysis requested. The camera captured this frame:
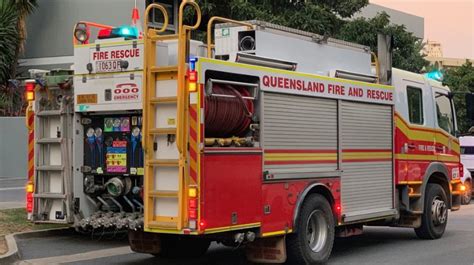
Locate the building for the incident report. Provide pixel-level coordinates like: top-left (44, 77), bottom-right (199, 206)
top-left (20, 1), bottom-right (424, 72)
top-left (355, 3), bottom-right (424, 39)
top-left (424, 40), bottom-right (443, 58)
top-left (20, 0), bottom-right (175, 73)
top-left (422, 40), bottom-right (472, 69)
top-left (426, 56), bottom-right (472, 70)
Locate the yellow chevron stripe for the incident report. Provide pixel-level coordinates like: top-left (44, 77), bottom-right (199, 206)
top-left (395, 115), bottom-right (460, 152)
top-left (395, 154), bottom-right (459, 163)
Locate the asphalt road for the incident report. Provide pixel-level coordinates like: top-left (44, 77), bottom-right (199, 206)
top-left (0, 177), bottom-right (26, 209)
top-left (14, 203), bottom-right (474, 265)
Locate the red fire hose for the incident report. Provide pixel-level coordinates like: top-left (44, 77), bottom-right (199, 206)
top-left (205, 84), bottom-right (254, 138)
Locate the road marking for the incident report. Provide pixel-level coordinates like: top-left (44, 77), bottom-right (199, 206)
top-left (0, 187), bottom-right (24, 191)
top-left (18, 246), bottom-right (133, 264)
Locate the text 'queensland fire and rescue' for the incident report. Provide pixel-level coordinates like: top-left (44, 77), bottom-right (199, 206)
top-left (262, 75), bottom-right (393, 102)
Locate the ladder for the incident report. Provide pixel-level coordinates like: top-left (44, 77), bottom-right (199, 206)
top-left (34, 86), bottom-right (74, 223)
top-left (142, 1), bottom-right (201, 231)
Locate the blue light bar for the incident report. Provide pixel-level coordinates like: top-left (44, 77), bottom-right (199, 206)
top-left (111, 25), bottom-right (139, 39)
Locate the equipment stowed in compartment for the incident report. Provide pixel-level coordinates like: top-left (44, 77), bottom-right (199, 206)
top-left (83, 114), bottom-right (144, 175)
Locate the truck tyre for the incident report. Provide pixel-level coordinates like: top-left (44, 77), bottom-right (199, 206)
top-left (286, 194), bottom-right (335, 264)
top-left (462, 181), bottom-right (472, 205)
top-left (157, 235), bottom-right (210, 258)
top-left (415, 183), bottom-right (448, 239)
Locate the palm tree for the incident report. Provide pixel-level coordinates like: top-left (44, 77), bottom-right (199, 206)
top-left (15, 0), bottom-right (38, 53)
top-left (0, 1), bottom-right (19, 84)
top-left (0, 0), bottom-right (37, 116)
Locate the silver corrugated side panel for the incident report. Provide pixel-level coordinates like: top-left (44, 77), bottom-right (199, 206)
top-left (262, 92), bottom-right (338, 178)
top-left (340, 101), bottom-right (395, 222)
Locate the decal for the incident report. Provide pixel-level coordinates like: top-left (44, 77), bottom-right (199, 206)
top-left (120, 117), bottom-right (130, 132)
top-left (113, 83), bottom-right (140, 101)
top-left (261, 75), bottom-right (394, 104)
top-left (77, 94), bottom-right (98, 104)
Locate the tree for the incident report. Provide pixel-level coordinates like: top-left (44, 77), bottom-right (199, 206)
top-left (189, 1), bottom-right (427, 73)
top-left (442, 61), bottom-right (474, 133)
top-left (0, 1), bottom-right (19, 84)
top-left (337, 12), bottom-right (428, 73)
top-left (192, 0), bottom-right (368, 36)
top-left (0, 0), bottom-right (37, 116)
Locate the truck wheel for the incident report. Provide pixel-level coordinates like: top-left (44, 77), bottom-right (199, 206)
top-left (462, 181), bottom-right (472, 205)
top-left (286, 194), bottom-right (335, 264)
top-left (415, 183), bottom-right (448, 239)
top-left (158, 235), bottom-right (210, 258)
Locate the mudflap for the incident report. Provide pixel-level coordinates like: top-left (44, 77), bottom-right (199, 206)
top-left (128, 230), bottom-right (161, 255)
top-left (245, 235), bottom-right (287, 264)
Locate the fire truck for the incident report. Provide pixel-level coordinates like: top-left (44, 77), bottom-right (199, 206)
top-left (23, 1), bottom-right (467, 264)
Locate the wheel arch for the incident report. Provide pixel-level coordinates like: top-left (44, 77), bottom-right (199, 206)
top-left (420, 162), bottom-right (451, 209)
top-left (292, 182), bottom-right (335, 232)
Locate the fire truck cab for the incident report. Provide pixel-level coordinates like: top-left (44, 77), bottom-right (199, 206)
top-left (24, 2), bottom-right (466, 264)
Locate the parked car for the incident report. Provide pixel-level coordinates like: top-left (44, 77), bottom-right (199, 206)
top-left (460, 136), bottom-right (474, 204)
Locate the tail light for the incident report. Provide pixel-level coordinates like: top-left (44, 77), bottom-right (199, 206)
top-left (188, 58), bottom-right (198, 92)
top-left (459, 163), bottom-right (464, 179)
top-left (188, 186), bottom-right (198, 229)
top-left (25, 80), bottom-right (35, 102)
top-left (26, 181), bottom-right (34, 213)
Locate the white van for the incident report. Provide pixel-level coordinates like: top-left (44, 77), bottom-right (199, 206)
top-left (460, 136), bottom-right (474, 204)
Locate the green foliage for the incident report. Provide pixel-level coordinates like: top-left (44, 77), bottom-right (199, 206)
top-left (193, 0), bottom-right (368, 35)
top-left (0, 2), bottom-right (19, 84)
top-left (442, 61), bottom-right (474, 133)
top-left (191, 1), bottom-right (426, 73)
top-left (337, 12), bottom-right (428, 73)
top-left (0, 0), bottom-right (37, 116)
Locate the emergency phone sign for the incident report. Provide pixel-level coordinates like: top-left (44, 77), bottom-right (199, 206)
top-left (89, 45), bottom-right (143, 73)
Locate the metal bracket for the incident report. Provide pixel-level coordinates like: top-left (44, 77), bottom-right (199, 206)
top-left (231, 212), bottom-right (238, 224)
top-left (80, 166), bottom-right (92, 173)
top-left (132, 40), bottom-right (138, 49)
top-left (95, 44), bottom-right (100, 51)
top-left (81, 118), bottom-right (92, 125)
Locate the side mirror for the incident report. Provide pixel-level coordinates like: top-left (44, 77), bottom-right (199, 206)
top-left (466, 94), bottom-right (474, 126)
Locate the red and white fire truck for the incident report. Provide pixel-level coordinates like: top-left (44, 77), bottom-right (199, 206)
top-left (24, 1), bottom-right (467, 264)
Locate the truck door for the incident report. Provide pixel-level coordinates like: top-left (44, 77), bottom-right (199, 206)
top-left (398, 81), bottom-right (435, 183)
top-left (432, 88), bottom-right (460, 174)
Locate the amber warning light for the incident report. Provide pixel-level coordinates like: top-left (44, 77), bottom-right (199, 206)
top-left (25, 80), bottom-right (36, 102)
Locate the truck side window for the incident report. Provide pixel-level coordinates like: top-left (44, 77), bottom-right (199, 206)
top-left (461, 146), bottom-right (474, 154)
top-left (435, 93), bottom-right (455, 135)
top-left (407, 86), bottom-right (424, 125)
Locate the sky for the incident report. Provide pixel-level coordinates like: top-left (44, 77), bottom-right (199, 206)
top-left (370, 0), bottom-right (474, 59)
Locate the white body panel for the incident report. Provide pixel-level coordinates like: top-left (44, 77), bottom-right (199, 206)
top-left (460, 136), bottom-right (474, 171)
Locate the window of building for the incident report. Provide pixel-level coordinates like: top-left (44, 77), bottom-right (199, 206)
top-left (435, 93), bottom-right (455, 135)
top-left (407, 86), bottom-right (424, 125)
top-left (146, 0), bottom-right (175, 30)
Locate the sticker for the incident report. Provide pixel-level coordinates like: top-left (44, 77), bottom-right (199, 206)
top-left (112, 141), bottom-right (127, 148)
top-left (79, 105), bottom-right (90, 112)
top-left (112, 118), bottom-right (121, 132)
top-left (77, 94), bottom-right (98, 104)
top-left (132, 116), bottom-right (138, 126)
top-left (222, 28), bottom-right (230, 37)
top-left (104, 118), bottom-right (114, 132)
top-left (106, 146), bottom-right (127, 173)
top-left (96, 167), bottom-right (103, 174)
top-left (167, 118), bottom-right (176, 126)
top-left (121, 117), bottom-right (130, 132)
top-left (137, 168), bottom-right (144, 175)
top-left (130, 167), bottom-right (137, 175)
